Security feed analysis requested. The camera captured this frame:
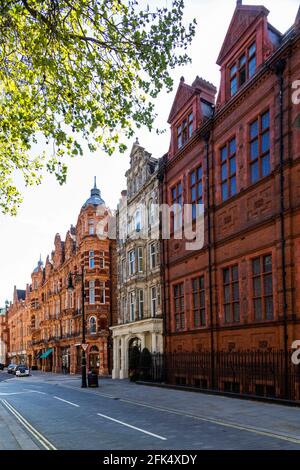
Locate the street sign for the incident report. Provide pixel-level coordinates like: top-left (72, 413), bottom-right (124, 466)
top-left (82, 344), bottom-right (88, 351)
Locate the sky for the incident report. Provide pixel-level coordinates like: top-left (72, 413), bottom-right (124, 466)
top-left (0, 0), bottom-right (298, 306)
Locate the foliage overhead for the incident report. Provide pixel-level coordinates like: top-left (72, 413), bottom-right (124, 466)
top-left (0, 0), bottom-right (196, 214)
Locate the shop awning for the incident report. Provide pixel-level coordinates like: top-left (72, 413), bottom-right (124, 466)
top-left (39, 349), bottom-right (53, 359)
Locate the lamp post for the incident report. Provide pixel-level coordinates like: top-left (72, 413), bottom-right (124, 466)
top-left (67, 266), bottom-right (87, 388)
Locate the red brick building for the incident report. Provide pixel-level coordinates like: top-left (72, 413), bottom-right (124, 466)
top-left (6, 180), bottom-right (117, 375)
top-left (162, 2), bottom-right (300, 360)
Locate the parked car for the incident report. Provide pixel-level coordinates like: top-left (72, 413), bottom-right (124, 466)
top-left (15, 365), bottom-right (30, 377)
top-left (7, 364), bottom-right (18, 374)
top-left (0, 363), bottom-right (5, 371)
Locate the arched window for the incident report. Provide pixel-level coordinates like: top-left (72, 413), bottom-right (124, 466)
top-left (135, 209), bottom-right (141, 232)
top-left (148, 199), bottom-right (155, 227)
top-left (89, 316), bottom-right (97, 334)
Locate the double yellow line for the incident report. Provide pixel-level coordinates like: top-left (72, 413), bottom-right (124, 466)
top-left (1, 399), bottom-right (56, 450)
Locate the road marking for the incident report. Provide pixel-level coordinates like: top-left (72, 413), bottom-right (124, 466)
top-left (97, 412), bottom-right (167, 440)
top-left (61, 383), bottom-right (300, 444)
top-left (0, 390), bottom-right (47, 396)
top-left (1, 399), bottom-right (56, 450)
top-left (53, 396), bottom-right (80, 407)
top-left (118, 398), bottom-right (300, 446)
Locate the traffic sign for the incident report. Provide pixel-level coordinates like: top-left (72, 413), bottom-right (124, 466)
top-left (82, 343), bottom-right (88, 351)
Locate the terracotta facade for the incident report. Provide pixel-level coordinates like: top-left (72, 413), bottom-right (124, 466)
top-left (6, 181), bottom-right (117, 375)
top-left (161, 3), bottom-right (300, 354)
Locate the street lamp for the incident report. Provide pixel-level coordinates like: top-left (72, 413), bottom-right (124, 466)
top-left (67, 266), bottom-right (87, 388)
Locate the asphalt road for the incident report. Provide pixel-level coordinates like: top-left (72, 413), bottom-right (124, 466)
top-left (0, 371), bottom-right (300, 450)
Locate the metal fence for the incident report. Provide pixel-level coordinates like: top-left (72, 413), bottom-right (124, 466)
top-left (138, 350), bottom-right (300, 402)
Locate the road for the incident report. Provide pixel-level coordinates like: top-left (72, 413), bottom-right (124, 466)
top-left (0, 370), bottom-right (300, 450)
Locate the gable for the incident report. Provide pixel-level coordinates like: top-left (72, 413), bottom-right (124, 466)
top-left (217, 5), bottom-right (269, 66)
top-left (167, 79), bottom-right (197, 124)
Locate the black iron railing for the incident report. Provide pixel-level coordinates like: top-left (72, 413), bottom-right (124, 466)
top-left (138, 350), bottom-right (300, 402)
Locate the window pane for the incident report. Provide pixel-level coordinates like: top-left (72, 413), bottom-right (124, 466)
top-left (261, 154), bottom-right (270, 177)
top-left (200, 276), bottom-right (205, 290)
top-left (225, 305), bottom-right (231, 323)
top-left (230, 176), bottom-right (237, 196)
top-left (262, 131), bottom-right (270, 152)
top-left (177, 135), bottom-right (182, 149)
top-left (221, 147), bottom-right (227, 162)
top-left (231, 77), bottom-right (238, 96)
top-left (263, 255), bottom-right (272, 272)
top-left (230, 64), bottom-right (237, 76)
top-left (200, 309), bottom-right (206, 326)
top-left (234, 303), bottom-right (240, 322)
top-left (251, 161), bottom-right (259, 183)
top-left (193, 292), bottom-right (198, 308)
top-left (198, 182), bottom-right (203, 197)
top-left (222, 182), bottom-right (228, 201)
top-left (252, 258), bottom-right (261, 275)
top-left (191, 187), bottom-right (196, 202)
top-left (221, 163), bottom-right (227, 181)
top-left (189, 123), bottom-right (193, 138)
top-left (250, 120), bottom-right (258, 138)
top-left (232, 266), bottom-right (239, 281)
top-left (239, 55), bottom-right (246, 66)
top-left (264, 274), bottom-right (273, 296)
top-left (200, 291), bottom-right (205, 307)
top-left (249, 42), bottom-right (256, 56)
top-left (250, 139), bottom-right (259, 160)
top-left (253, 277), bottom-right (261, 296)
top-left (248, 57), bottom-right (256, 78)
top-left (191, 171), bottom-right (196, 185)
top-left (192, 203), bottom-right (196, 220)
top-left (240, 66), bottom-right (246, 86)
top-left (229, 138), bottom-right (236, 155)
top-left (254, 299), bottom-right (262, 320)
top-left (233, 282), bottom-right (239, 301)
top-left (178, 183), bottom-right (182, 195)
top-left (197, 167), bottom-right (203, 179)
top-left (265, 297), bottom-right (274, 320)
top-left (230, 157), bottom-right (236, 175)
top-left (261, 111), bottom-right (270, 130)
top-left (224, 286), bottom-right (230, 302)
top-left (223, 268), bottom-right (230, 284)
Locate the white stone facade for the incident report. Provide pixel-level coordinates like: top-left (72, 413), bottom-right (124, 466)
top-left (111, 141), bottom-right (164, 379)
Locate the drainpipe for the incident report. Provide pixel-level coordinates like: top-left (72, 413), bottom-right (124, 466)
top-left (204, 132), bottom-right (215, 389)
top-left (275, 59), bottom-right (289, 399)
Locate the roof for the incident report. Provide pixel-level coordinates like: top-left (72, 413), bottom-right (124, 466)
top-left (82, 177), bottom-right (105, 209)
top-left (33, 255), bottom-right (43, 273)
top-left (216, 3), bottom-right (270, 65)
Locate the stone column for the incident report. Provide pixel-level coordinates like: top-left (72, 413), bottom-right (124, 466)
top-left (141, 334), bottom-right (146, 351)
top-left (112, 336), bottom-right (119, 379)
top-left (120, 336), bottom-right (128, 379)
top-left (151, 333), bottom-right (157, 353)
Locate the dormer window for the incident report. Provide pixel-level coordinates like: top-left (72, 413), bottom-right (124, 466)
top-left (177, 112), bottom-right (193, 150)
top-left (230, 42), bottom-right (257, 97)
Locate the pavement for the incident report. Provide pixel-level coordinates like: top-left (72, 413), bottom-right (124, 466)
top-left (0, 370), bottom-right (300, 450)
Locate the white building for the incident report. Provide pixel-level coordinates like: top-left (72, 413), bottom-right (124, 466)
top-left (111, 141), bottom-right (164, 379)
